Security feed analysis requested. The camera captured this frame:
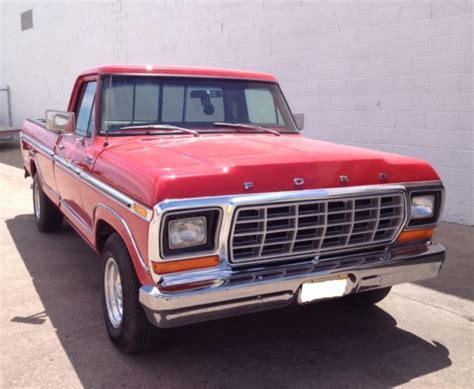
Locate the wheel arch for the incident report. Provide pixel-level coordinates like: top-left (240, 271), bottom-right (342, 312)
top-left (95, 219), bottom-right (116, 254)
top-left (94, 204), bottom-right (153, 285)
top-left (28, 153), bottom-right (38, 177)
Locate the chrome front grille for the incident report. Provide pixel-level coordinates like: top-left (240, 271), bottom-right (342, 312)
top-left (230, 193), bottom-right (406, 264)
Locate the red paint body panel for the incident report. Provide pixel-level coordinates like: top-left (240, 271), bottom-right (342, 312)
top-left (93, 133), bottom-right (440, 207)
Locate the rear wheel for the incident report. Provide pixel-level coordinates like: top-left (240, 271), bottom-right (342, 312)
top-left (32, 174), bottom-right (63, 232)
top-left (348, 287), bottom-right (392, 306)
top-left (102, 233), bottom-right (156, 353)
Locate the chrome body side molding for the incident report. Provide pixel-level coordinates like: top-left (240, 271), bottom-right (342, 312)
top-left (21, 132), bottom-right (54, 158)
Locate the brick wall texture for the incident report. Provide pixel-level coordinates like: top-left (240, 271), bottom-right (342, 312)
top-left (1, 0), bottom-right (472, 224)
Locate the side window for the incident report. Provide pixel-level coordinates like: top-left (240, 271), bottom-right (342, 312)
top-left (76, 81), bottom-right (97, 137)
top-left (245, 88), bottom-right (281, 125)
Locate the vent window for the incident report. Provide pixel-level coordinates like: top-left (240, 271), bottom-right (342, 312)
top-left (21, 9), bottom-right (33, 31)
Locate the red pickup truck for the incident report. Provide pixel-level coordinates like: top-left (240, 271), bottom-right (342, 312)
top-left (20, 65), bottom-right (445, 353)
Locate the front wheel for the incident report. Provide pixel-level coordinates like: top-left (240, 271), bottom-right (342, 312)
top-left (102, 233), bottom-right (156, 353)
top-left (32, 174), bottom-right (63, 232)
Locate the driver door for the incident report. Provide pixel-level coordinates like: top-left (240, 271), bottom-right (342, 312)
top-left (55, 79), bottom-right (97, 230)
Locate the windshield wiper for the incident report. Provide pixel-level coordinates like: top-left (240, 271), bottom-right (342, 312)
top-left (213, 122), bottom-right (281, 136)
top-left (119, 124), bottom-right (200, 137)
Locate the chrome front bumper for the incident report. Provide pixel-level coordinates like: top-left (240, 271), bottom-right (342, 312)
top-left (139, 243), bottom-right (445, 328)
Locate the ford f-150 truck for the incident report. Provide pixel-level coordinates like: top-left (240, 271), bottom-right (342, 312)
top-left (20, 65), bottom-right (445, 353)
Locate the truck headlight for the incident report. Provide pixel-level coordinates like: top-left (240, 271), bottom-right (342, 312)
top-left (410, 194), bottom-right (435, 220)
top-left (161, 209), bottom-right (221, 257)
top-left (407, 188), bottom-right (443, 228)
top-left (169, 217), bottom-right (207, 249)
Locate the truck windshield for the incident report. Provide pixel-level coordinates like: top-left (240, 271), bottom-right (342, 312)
top-left (100, 75), bottom-right (298, 134)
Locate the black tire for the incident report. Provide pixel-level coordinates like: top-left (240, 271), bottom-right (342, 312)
top-left (348, 287), bottom-right (392, 306)
top-left (101, 233), bottom-right (156, 353)
top-left (32, 174), bottom-right (63, 232)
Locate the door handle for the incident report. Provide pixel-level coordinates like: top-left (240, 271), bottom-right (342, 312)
top-left (85, 156), bottom-right (93, 165)
top-left (58, 145), bottom-right (65, 150)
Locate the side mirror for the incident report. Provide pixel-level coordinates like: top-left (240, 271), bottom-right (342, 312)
top-left (294, 113), bottom-right (304, 131)
top-left (46, 110), bottom-right (75, 133)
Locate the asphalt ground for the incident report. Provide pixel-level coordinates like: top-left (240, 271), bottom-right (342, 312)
top-left (1, 139), bottom-right (473, 388)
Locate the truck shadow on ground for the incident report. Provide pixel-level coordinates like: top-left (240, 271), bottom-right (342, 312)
top-left (6, 214), bottom-right (451, 388)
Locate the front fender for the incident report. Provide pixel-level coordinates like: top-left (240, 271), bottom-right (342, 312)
top-left (93, 204), bottom-right (154, 285)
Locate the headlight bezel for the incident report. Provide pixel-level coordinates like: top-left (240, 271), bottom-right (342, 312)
top-left (406, 186), bottom-right (444, 229)
top-left (160, 208), bottom-right (222, 258)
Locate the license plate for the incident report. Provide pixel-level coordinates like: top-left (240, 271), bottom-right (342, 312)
top-left (299, 277), bottom-right (348, 304)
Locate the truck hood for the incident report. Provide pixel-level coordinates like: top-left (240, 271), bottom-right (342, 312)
top-left (93, 134), bottom-right (440, 207)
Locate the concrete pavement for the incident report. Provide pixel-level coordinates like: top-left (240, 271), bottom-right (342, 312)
top-left (1, 140), bottom-right (473, 388)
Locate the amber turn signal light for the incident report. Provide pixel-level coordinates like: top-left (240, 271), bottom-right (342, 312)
top-left (152, 255), bottom-right (219, 275)
top-left (397, 228), bottom-right (433, 243)
top-left (132, 203), bottom-right (149, 219)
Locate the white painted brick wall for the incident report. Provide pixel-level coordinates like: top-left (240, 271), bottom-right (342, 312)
top-left (1, 0), bottom-right (472, 224)
top-left (0, 2), bottom-right (6, 126)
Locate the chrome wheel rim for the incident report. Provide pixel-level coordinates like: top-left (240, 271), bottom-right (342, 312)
top-left (104, 257), bottom-right (123, 328)
top-left (33, 181), bottom-right (41, 220)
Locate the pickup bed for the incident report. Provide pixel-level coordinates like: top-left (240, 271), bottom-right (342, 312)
top-left (21, 65), bottom-right (445, 353)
